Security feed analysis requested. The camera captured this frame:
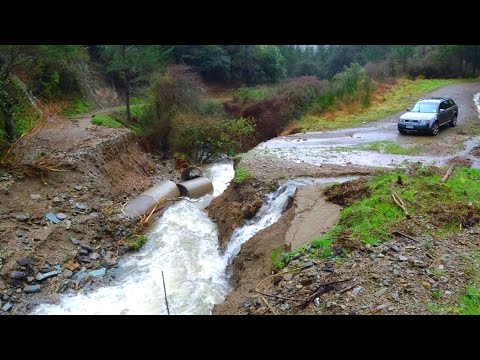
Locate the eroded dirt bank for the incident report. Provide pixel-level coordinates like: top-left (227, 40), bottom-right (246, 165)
top-left (0, 115), bottom-right (175, 314)
top-left (206, 179), bottom-right (276, 250)
top-left (222, 223), bottom-right (480, 315)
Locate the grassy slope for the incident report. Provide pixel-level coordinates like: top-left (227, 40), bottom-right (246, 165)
top-left (276, 167), bottom-right (480, 314)
top-left (298, 78), bottom-right (471, 131)
top-left (271, 168), bottom-right (480, 315)
top-left (62, 98), bottom-right (94, 117)
top-left (278, 166), bottom-right (480, 260)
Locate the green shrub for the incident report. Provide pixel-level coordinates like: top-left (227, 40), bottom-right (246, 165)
top-left (309, 63), bottom-right (373, 114)
top-left (126, 234), bottom-right (148, 251)
top-left (142, 65), bottom-right (205, 150)
top-left (169, 113), bottom-right (254, 163)
top-left (201, 99), bottom-right (227, 117)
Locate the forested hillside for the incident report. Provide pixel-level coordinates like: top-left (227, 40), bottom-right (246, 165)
top-left (1, 45), bottom-right (479, 162)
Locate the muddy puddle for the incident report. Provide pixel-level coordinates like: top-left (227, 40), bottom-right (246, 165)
top-left (257, 92), bottom-right (480, 170)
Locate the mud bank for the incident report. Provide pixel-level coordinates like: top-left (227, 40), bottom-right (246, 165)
top-left (211, 176), bottom-right (357, 315)
top-left (206, 179), bottom-right (276, 250)
top-left (0, 119), bottom-right (175, 315)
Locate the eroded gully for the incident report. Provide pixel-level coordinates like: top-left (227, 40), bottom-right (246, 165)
top-left (33, 89), bottom-right (480, 315)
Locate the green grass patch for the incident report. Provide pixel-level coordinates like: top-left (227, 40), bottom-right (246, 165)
top-left (427, 302), bottom-right (448, 314)
top-left (339, 167), bottom-right (480, 245)
top-left (271, 248), bottom-right (285, 272)
top-left (63, 98), bottom-right (94, 116)
top-left (457, 286), bottom-right (480, 315)
top-left (91, 114), bottom-right (124, 129)
top-left (272, 226), bottom-right (341, 271)
top-left (108, 104), bottom-right (147, 136)
top-left (432, 289), bottom-right (443, 300)
top-left (299, 78), bottom-right (472, 131)
top-left (126, 234), bottom-right (148, 251)
top-left (232, 166), bottom-right (251, 184)
top-left (310, 227), bottom-right (340, 258)
top-left (331, 140), bottom-right (421, 155)
top-left (115, 103), bottom-right (148, 119)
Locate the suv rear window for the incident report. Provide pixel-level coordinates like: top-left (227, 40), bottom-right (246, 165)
top-left (411, 101), bottom-right (438, 113)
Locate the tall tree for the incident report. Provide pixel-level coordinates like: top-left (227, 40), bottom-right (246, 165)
top-left (172, 45), bottom-right (231, 83)
top-left (392, 45), bottom-right (415, 74)
top-left (255, 45), bottom-right (286, 83)
top-left (100, 45), bottom-right (172, 122)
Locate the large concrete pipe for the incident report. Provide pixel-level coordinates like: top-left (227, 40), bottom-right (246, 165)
top-left (177, 177), bottom-right (214, 199)
top-left (124, 180), bottom-right (180, 218)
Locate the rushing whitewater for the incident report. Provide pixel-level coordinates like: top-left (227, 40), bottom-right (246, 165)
top-left (33, 159), bottom-right (355, 315)
top-left (34, 160), bottom-right (234, 315)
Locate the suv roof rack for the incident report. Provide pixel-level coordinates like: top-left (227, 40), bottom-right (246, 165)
top-left (418, 97), bottom-right (451, 102)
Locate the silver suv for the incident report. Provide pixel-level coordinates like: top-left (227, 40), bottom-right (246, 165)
top-left (398, 97), bottom-right (458, 136)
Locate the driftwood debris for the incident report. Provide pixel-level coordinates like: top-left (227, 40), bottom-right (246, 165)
top-left (299, 278), bottom-right (351, 309)
top-left (162, 270), bottom-right (170, 315)
top-left (391, 190), bottom-right (411, 218)
top-left (393, 231), bottom-right (418, 242)
top-left (441, 165), bottom-right (455, 183)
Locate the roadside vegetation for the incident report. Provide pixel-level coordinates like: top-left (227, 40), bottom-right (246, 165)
top-left (297, 78), bottom-right (469, 132)
top-left (62, 98), bottom-right (94, 117)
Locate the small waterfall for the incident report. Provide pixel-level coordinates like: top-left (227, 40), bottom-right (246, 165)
top-left (223, 177), bottom-right (357, 262)
top-left (15, 78), bottom-right (43, 115)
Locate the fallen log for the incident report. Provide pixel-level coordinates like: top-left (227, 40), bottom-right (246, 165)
top-left (393, 231), bottom-right (418, 242)
top-left (441, 165), bottom-right (455, 183)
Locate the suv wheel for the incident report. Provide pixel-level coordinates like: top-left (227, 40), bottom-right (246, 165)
top-left (398, 129), bottom-right (407, 135)
top-left (450, 114), bottom-right (457, 127)
top-left (430, 122), bottom-right (439, 136)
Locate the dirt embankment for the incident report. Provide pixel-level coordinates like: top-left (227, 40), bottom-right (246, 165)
top-left (206, 179), bottom-right (276, 250)
top-left (213, 204), bottom-right (295, 315)
top-left (213, 176), bottom-right (480, 315)
top-left (225, 225), bottom-right (480, 315)
top-left (0, 115), bottom-right (174, 314)
top-left (211, 179), bottom-right (351, 314)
